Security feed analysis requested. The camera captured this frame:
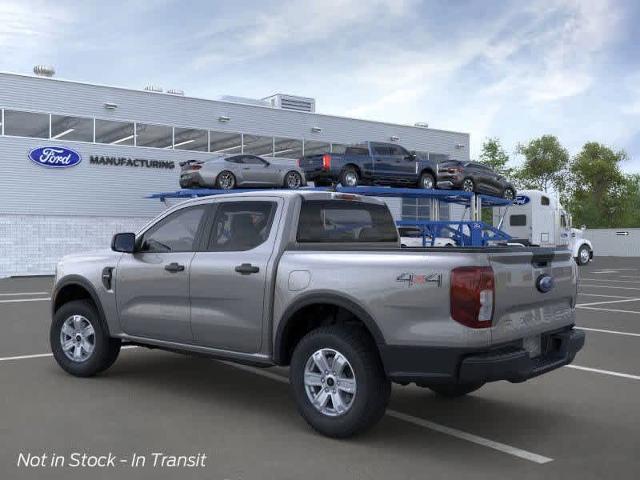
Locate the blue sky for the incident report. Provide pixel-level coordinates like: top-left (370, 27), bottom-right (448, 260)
top-left (2, 0), bottom-right (639, 171)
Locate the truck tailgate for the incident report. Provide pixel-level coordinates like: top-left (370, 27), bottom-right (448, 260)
top-left (298, 154), bottom-right (326, 174)
top-left (488, 248), bottom-right (577, 346)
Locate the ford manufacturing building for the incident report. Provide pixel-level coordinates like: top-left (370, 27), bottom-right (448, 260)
top-left (0, 70), bottom-right (470, 276)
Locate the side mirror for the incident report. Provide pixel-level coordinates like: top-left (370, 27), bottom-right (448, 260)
top-left (111, 232), bottom-right (136, 253)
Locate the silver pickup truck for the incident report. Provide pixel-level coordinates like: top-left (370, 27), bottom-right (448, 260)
top-left (50, 190), bottom-right (584, 437)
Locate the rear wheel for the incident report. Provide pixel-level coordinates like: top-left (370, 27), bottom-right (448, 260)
top-left (419, 172), bottom-right (436, 189)
top-left (462, 178), bottom-right (475, 192)
top-left (215, 171), bottom-right (236, 190)
top-left (50, 300), bottom-right (121, 377)
top-left (290, 325), bottom-right (390, 438)
top-left (284, 171), bottom-right (303, 189)
top-left (340, 167), bottom-right (359, 187)
top-left (428, 382), bottom-right (484, 398)
top-left (576, 244), bottom-right (591, 265)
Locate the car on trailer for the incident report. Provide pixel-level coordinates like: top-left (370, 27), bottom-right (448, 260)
top-left (298, 141), bottom-right (439, 189)
top-left (179, 154), bottom-right (306, 190)
top-left (437, 160), bottom-right (516, 199)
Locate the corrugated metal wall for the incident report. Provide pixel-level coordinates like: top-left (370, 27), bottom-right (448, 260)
top-left (583, 228), bottom-right (640, 257)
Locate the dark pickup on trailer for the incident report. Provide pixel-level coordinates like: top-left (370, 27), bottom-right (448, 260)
top-left (298, 141), bottom-right (439, 189)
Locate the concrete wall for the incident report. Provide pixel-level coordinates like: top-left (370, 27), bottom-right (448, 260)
top-left (584, 228), bottom-right (640, 257)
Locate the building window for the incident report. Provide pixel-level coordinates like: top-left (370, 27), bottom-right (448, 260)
top-left (136, 123), bottom-right (173, 149)
top-left (173, 127), bottom-right (208, 151)
top-left (51, 115), bottom-right (94, 142)
top-left (210, 131), bottom-right (242, 154)
top-left (243, 134), bottom-right (273, 156)
top-left (3, 110), bottom-right (49, 138)
top-left (303, 140), bottom-right (330, 156)
top-left (402, 198), bottom-right (431, 221)
top-left (273, 137), bottom-right (303, 159)
top-left (95, 119), bottom-right (135, 145)
top-left (331, 143), bottom-right (348, 154)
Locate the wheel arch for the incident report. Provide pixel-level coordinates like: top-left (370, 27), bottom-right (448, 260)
top-left (273, 292), bottom-right (385, 366)
top-left (52, 276), bottom-right (111, 335)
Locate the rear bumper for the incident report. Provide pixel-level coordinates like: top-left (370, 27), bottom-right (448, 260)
top-left (179, 171), bottom-right (205, 188)
top-left (380, 326), bottom-right (585, 385)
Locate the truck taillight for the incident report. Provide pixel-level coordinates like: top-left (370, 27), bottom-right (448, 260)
top-left (297, 158), bottom-right (301, 167)
top-left (450, 266), bottom-right (494, 328)
top-left (322, 154), bottom-right (331, 171)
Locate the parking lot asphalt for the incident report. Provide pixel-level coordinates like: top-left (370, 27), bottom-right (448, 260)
top-left (1, 258), bottom-right (639, 479)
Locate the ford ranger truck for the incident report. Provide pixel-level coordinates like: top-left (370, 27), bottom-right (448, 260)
top-left (50, 190), bottom-right (584, 438)
top-left (298, 141), bottom-right (439, 189)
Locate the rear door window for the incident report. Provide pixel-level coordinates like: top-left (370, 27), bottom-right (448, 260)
top-left (297, 200), bottom-right (398, 243)
top-left (207, 201), bottom-right (277, 251)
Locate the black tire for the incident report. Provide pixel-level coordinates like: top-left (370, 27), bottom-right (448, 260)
top-left (50, 300), bottom-right (121, 377)
top-left (284, 171), bottom-right (303, 190)
top-left (503, 187), bottom-right (515, 200)
top-left (428, 382), bottom-right (484, 398)
top-left (418, 172), bottom-right (436, 190)
top-left (461, 178), bottom-right (475, 192)
top-left (339, 167), bottom-right (359, 187)
top-left (290, 325), bottom-right (390, 438)
top-left (576, 244), bottom-right (591, 266)
top-left (215, 171), bottom-right (236, 190)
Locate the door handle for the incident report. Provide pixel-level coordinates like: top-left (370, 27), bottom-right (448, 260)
top-left (235, 263), bottom-right (260, 275)
top-left (164, 262), bottom-right (185, 273)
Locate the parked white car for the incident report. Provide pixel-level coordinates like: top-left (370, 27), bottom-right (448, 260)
top-left (398, 227), bottom-right (456, 248)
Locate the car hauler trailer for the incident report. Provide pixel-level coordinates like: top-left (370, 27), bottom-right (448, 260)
top-left (493, 189), bottom-right (593, 265)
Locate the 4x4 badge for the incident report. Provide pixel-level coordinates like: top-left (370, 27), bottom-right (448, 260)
top-left (396, 273), bottom-right (442, 287)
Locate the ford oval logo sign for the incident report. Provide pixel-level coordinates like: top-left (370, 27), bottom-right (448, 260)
top-left (28, 146), bottom-right (82, 168)
top-left (514, 195), bottom-right (530, 205)
top-left (536, 274), bottom-right (555, 293)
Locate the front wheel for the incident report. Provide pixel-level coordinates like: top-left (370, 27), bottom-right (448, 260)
top-left (419, 172), bottom-right (436, 189)
top-left (428, 382), bottom-right (484, 398)
top-left (290, 325), bottom-right (390, 438)
top-left (50, 300), bottom-right (121, 377)
top-left (576, 244), bottom-right (591, 266)
top-left (462, 178), bottom-right (475, 192)
top-left (284, 171), bottom-right (303, 189)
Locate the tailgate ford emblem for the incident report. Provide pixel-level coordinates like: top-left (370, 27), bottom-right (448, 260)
top-left (536, 274), bottom-right (555, 293)
top-left (29, 146), bottom-right (82, 168)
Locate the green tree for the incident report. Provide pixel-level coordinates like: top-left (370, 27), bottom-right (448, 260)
top-left (478, 137), bottom-right (512, 176)
top-left (514, 135), bottom-right (569, 193)
top-left (568, 143), bottom-right (640, 227)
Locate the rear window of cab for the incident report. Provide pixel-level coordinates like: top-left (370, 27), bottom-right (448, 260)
top-left (297, 200), bottom-right (398, 243)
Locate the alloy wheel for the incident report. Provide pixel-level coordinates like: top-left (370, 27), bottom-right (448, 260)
top-left (304, 348), bottom-right (357, 417)
top-left (218, 172), bottom-right (235, 189)
top-left (286, 172), bottom-right (302, 189)
top-left (60, 315), bottom-right (96, 362)
top-left (462, 179), bottom-right (474, 192)
top-left (343, 171), bottom-right (358, 187)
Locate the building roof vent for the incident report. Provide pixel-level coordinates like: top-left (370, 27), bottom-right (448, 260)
top-left (144, 85), bottom-right (163, 93)
top-left (33, 65), bottom-right (55, 77)
top-left (263, 94), bottom-right (316, 113)
top-left (167, 89), bottom-right (185, 96)
top-left (219, 95), bottom-right (271, 107)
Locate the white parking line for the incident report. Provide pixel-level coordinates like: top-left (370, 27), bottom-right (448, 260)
top-left (0, 352), bottom-right (53, 362)
top-left (566, 365), bottom-right (640, 381)
top-left (578, 293), bottom-right (633, 299)
top-left (579, 284), bottom-right (640, 291)
top-left (224, 362), bottom-right (553, 464)
top-left (575, 327), bottom-right (640, 338)
top-left (0, 297), bottom-right (51, 304)
top-left (577, 306), bottom-right (640, 315)
top-left (0, 291), bottom-right (50, 296)
top-left (582, 278), bottom-right (640, 285)
top-left (577, 298), bottom-right (640, 307)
